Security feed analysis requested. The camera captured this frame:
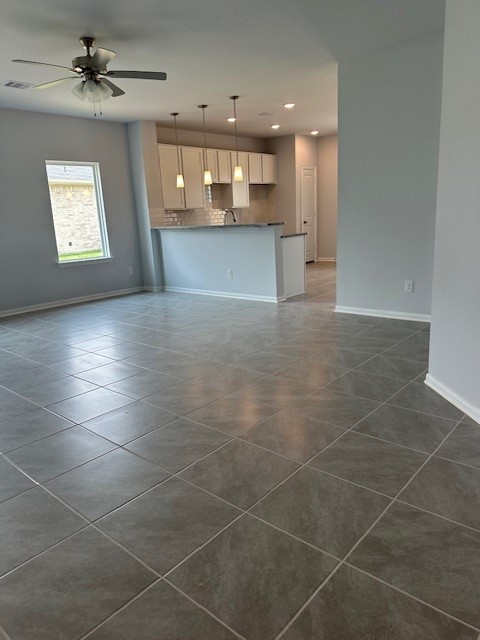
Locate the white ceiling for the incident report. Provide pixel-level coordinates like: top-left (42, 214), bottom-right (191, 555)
top-left (0, 0), bottom-right (445, 138)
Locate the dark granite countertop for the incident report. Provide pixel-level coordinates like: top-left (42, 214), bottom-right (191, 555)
top-left (281, 233), bottom-right (307, 238)
top-left (153, 222), bottom-right (285, 230)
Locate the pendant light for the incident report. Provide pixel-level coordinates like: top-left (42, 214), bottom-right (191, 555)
top-left (198, 105), bottom-right (213, 186)
top-left (230, 95), bottom-right (243, 182)
top-left (171, 112), bottom-right (185, 189)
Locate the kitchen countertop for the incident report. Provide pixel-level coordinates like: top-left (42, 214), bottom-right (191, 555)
top-left (153, 222), bottom-right (285, 230)
top-left (282, 232), bottom-right (307, 238)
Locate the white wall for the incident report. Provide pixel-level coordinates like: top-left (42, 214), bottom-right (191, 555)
top-left (0, 109), bottom-right (143, 313)
top-left (427, 0), bottom-right (480, 421)
top-left (317, 135), bottom-right (338, 260)
top-left (337, 34), bottom-right (444, 318)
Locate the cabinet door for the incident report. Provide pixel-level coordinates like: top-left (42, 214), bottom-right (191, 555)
top-left (262, 154), bottom-right (277, 184)
top-left (158, 144), bottom-right (185, 209)
top-left (206, 149), bottom-right (218, 183)
top-left (229, 151), bottom-right (250, 208)
top-left (217, 150), bottom-right (232, 183)
top-left (248, 153), bottom-right (263, 184)
top-left (181, 146), bottom-right (206, 209)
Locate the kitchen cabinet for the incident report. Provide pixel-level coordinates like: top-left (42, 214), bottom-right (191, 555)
top-left (181, 146), bottom-right (206, 209)
top-left (206, 149), bottom-right (218, 183)
top-left (217, 150), bottom-right (232, 183)
top-left (248, 153), bottom-right (263, 184)
top-left (262, 154), bottom-right (277, 184)
top-left (226, 151), bottom-right (249, 208)
top-left (158, 144), bottom-right (184, 210)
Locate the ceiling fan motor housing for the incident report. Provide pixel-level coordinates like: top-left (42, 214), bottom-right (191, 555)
top-left (72, 55), bottom-right (91, 72)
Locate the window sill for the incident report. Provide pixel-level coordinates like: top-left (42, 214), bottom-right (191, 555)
top-left (56, 257), bottom-right (114, 268)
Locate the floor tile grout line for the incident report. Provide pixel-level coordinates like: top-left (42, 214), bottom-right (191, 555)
top-left (163, 578), bottom-right (249, 640)
top-left (77, 579), bottom-right (163, 640)
top-left (341, 562), bottom-right (480, 634)
top-left (274, 415), bottom-right (466, 639)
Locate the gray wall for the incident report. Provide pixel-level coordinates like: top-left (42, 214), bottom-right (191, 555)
top-left (156, 126), bottom-right (266, 153)
top-left (428, 0), bottom-right (480, 418)
top-left (265, 135), bottom-right (297, 235)
top-left (159, 227), bottom-right (284, 301)
top-left (0, 108), bottom-right (143, 313)
top-left (337, 34), bottom-right (444, 317)
top-left (317, 134), bottom-right (338, 260)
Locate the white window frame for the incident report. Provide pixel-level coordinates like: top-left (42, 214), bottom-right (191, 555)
top-left (45, 160), bottom-right (112, 266)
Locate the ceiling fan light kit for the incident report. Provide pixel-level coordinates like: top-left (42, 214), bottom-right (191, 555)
top-left (11, 36), bottom-right (167, 115)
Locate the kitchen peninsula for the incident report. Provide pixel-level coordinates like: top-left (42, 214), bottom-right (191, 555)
top-left (152, 223), bottom-right (305, 302)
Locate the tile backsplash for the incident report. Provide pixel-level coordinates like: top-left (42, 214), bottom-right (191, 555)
top-left (163, 184), bottom-right (273, 227)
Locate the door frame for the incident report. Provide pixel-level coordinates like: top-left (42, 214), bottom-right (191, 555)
top-left (299, 165), bottom-right (318, 262)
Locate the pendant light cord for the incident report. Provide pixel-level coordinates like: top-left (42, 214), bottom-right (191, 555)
top-left (200, 105), bottom-right (208, 170)
top-left (232, 97), bottom-right (239, 164)
top-left (172, 113), bottom-right (181, 169)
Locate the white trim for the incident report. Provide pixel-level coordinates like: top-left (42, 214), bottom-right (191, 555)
top-left (144, 285), bottom-right (164, 292)
top-left (425, 374), bottom-right (480, 425)
top-left (335, 305), bottom-right (430, 323)
top-left (316, 257), bottom-right (337, 262)
top-left (0, 287), bottom-right (144, 318)
top-left (57, 257), bottom-right (114, 268)
top-left (164, 286), bottom-right (285, 303)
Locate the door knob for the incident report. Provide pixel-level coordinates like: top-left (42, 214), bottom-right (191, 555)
top-left (303, 220), bottom-right (307, 224)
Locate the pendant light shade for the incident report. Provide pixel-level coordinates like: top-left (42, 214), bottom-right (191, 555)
top-left (171, 112), bottom-right (185, 189)
top-left (198, 104), bottom-right (213, 186)
top-left (230, 95), bottom-right (243, 182)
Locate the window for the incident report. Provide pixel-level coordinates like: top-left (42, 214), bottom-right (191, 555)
top-left (45, 162), bottom-right (110, 263)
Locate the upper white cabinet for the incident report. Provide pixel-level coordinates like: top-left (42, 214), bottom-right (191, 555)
top-left (248, 153), bottom-right (263, 184)
top-left (157, 143), bottom-right (276, 209)
top-left (247, 153), bottom-right (276, 184)
top-left (217, 150), bottom-right (232, 183)
top-left (206, 149), bottom-right (218, 183)
top-left (181, 147), bottom-right (206, 209)
top-left (226, 151), bottom-right (249, 208)
top-left (262, 154), bottom-right (277, 184)
top-left (158, 144), bottom-right (184, 210)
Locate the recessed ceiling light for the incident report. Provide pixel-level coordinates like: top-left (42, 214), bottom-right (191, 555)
top-left (284, 102), bottom-right (295, 109)
top-left (227, 117), bottom-right (236, 123)
top-left (310, 130), bottom-right (319, 135)
top-left (271, 124), bottom-right (280, 129)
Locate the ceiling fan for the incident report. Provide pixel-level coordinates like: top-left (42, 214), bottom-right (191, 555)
top-left (12, 36), bottom-right (167, 109)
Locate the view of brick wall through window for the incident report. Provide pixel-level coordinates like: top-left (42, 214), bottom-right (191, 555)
top-left (46, 164), bottom-right (105, 261)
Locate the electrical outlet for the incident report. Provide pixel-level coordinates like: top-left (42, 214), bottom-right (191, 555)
top-left (404, 280), bottom-right (414, 293)
top-left (128, 267), bottom-right (133, 276)
top-left (227, 269), bottom-right (233, 279)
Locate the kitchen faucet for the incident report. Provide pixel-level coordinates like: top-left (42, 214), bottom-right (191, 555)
top-left (223, 209), bottom-right (238, 224)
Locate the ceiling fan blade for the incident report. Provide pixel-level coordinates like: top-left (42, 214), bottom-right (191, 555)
top-left (12, 59), bottom-right (75, 72)
top-left (106, 70), bottom-right (167, 81)
top-left (100, 78), bottom-right (125, 97)
top-left (90, 47), bottom-right (116, 71)
top-left (35, 77), bottom-right (78, 89)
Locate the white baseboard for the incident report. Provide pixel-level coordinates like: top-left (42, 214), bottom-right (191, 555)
top-left (143, 285), bottom-right (164, 292)
top-left (164, 286), bottom-right (284, 303)
top-left (335, 305), bottom-right (430, 323)
top-left (425, 374), bottom-right (480, 425)
top-left (0, 287), bottom-right (145, 318)
top-left (316, 257), bottom-right (337, 263)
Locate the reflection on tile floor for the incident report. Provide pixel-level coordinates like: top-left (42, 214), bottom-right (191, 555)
top-left (0, 261), bottom-right (479, 639)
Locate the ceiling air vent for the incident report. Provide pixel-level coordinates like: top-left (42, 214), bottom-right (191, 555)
top-left (4, 80), bottom-right (35, 89)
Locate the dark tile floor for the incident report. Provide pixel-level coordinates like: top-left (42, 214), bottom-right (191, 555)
top-left (0, 262), bottom-right (479, 640)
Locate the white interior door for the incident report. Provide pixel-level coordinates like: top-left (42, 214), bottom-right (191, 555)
top-left (301, 166), bottom-right (317, 262)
